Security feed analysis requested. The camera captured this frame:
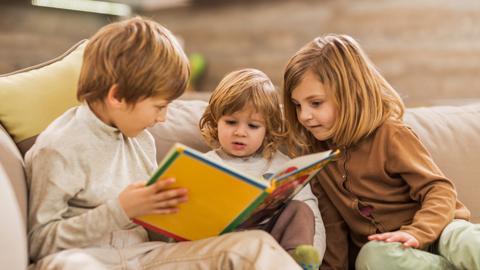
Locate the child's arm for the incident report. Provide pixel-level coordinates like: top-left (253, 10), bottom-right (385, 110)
top-left (310, 176), bottom-right (349, 269)
top-left (27, 149), bottom-right (186, 261)
top-left (383, 125), bottom-right (461, 248)
top-left (28, 149), bottom-right (130, 260)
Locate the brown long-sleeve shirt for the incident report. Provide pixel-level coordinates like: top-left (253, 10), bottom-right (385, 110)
top-left (312, 119), bottom-right (470, 270)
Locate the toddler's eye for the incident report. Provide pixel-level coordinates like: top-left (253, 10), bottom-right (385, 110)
top-left (248, 124), bottom-right (260, 129)
top-left (225, 120), bottom-right (237, 125)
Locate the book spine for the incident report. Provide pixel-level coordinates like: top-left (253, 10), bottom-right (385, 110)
top-left (146, 151), bottom-right (180, 186)
top-left (220, 191), bottom-right (270, 234)
top-left (132, 218), bottom-right (189, 242)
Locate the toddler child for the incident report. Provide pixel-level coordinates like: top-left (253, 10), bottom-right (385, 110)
top-left (200, 68), bottom-right (326, 270)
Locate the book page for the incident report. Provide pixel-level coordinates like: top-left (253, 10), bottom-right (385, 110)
top-left (239, 149), bottom-right (338, 227)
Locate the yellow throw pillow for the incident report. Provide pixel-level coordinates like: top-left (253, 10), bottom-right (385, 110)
top-left (0, 40), bottom-right (86, 153)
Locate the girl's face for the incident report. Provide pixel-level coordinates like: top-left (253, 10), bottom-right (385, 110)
top-left (217, 103), bottom-right (267, 158)
top-left (291, 70), bottom-right (337, 141)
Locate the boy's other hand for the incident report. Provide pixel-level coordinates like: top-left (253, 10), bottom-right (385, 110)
top-left (368, 231), bottom-right (419, 248)
top-left (119, 178), bottom-right (188, 218)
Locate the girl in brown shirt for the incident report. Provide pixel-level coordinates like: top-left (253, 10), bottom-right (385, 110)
top-left (282, 34), bottom-right (479, 270)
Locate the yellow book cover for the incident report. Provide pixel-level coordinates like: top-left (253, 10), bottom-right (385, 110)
top-left (133, 143), bottom-right (339, 241)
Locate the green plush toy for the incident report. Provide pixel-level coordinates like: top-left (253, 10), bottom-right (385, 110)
top-left (291, 245), bottom-right (321, 270)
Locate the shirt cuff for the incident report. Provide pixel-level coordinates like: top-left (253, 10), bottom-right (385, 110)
top-left (106, 199), bottom-right (134, 229)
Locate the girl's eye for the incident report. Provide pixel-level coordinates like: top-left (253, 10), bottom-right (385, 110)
top-left (225, 120), bottom-right (237, 125)
top-left (311, 100), bottom-right (323, 107)
top-left (248, 124), bottom-right (260, 129)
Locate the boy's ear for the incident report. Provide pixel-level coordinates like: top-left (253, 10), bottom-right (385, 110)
top-left (106, 84), bottom-right (126, 109)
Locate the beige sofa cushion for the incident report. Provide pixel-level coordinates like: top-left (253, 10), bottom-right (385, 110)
top-left (148, 100), bottom-right (210, 161)
top-left (0, 40), bottom-right (85, 155)
top-left (404, 103), bottom-right (480, 223)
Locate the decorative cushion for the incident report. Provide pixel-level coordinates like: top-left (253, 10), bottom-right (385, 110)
top-left (148, 99), bottom-right (210, 161)
top-left (0, 40), bottom-right (87, 155)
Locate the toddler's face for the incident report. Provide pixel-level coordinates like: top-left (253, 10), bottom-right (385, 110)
top-left (217, 103), bottom-right (266, 158)
top-left (291, 70), bottom-right (336, 141)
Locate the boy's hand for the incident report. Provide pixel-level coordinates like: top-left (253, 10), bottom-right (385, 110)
top-left (368, 231), bottom-right (419, 248)
top-left (119, 178), bottom-right (188, 218)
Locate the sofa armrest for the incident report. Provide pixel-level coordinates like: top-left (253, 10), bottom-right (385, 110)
top-left (0, 162), bottom-right (28, 269)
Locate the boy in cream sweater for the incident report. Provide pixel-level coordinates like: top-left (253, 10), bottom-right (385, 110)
top-left (26, 17), bottom-right (302, 270)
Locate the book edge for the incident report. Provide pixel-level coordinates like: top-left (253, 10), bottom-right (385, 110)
top-left (132, 218), bottom-right (189, 241)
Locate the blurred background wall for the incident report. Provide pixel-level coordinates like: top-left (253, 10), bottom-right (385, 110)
top-left (1, 0), bottom-right (479, 106)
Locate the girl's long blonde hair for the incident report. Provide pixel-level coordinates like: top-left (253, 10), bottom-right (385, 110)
top-left (283, 34), bottom-right (404, 155)
top-left (200, 68), bottom-right (286, 160)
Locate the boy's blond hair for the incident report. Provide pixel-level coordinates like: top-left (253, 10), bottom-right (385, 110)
top-left (200, 68), bottom-right (286, 160)
top-left (77, 17), bottom-right (190, 105)
top-left (283, 34), bottom-right (405, 155)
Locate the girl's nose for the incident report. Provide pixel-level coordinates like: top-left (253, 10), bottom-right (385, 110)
top-left (299, 109), bottom-right (313, 122)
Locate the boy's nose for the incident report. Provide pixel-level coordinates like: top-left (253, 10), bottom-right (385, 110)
top-left (156, 107), bottom-right (168, 123)
top-left (155, 113), bottom-right (167, 123)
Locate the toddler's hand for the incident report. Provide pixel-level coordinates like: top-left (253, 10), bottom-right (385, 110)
top-left (368, 230), bottom-right (419, 248)
top-left (119, 178), bottom-right (188, 218)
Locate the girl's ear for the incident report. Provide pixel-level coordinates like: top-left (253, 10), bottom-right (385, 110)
top-left (106, 84), bottom-right (126, 109)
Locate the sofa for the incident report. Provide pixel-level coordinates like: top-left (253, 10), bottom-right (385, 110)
top-left (1, 41), bottom-right (479, 270)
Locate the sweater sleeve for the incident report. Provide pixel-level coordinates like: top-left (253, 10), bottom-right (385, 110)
top-left (293, 184), bottom-right (326, 259)
top-left (27, 148), bottom-right (133, 261)
top-left (386, 125), bottom-right (457, 248)
top-left (311, 176), bottom-right (349, 270)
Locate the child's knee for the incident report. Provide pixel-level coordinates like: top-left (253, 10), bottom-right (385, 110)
top-left (440, 220), bottom-right (480, 267)
top-left (355, 241), bottom-right (403, 270)
top-left (39, 249), bottom-right (107, 270)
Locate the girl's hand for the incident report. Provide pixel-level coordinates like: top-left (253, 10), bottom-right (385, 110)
top-left (119, 178), bottom-right (188, 218)
top-left (368, 231), bottom-right (419, 248)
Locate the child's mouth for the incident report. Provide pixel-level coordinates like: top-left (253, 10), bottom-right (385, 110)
top-left (232, 142), bottom-right (246, 150)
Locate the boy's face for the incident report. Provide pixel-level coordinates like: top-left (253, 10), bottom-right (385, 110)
top-left (112, 95), bottom-right (169, 137)
top-left (217, 103), bottom-right (266, 158)
top-left (291, 70), bottom-right (337, 141)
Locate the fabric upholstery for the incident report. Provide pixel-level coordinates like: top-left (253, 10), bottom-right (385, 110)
top-left (0, 123), bottom-right (27, 224)
top-left (404, 103), bottom-right (480, 223)
top-left (148, 100), bottom-right (210, 161)
top-left (0, 40), bottom-right (86, 148)
top-left (0, 162), bottom-right (28, 269)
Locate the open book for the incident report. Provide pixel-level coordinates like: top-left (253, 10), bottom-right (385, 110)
top-left (133, 143), bottom-right (339, 241)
